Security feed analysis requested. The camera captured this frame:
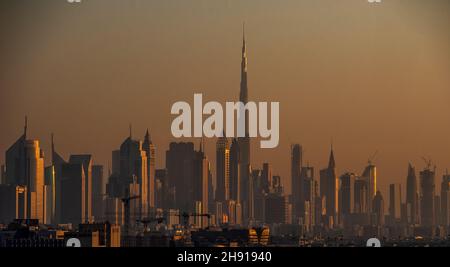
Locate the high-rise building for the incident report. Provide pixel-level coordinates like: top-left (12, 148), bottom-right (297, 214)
top-left (119, 132), bottom-right (148, 219)
top-left (361, 161), bottom-right (377, 213)
top-left (264, 192), bottom-right (287, 224)
top-left (372, 190), bottom-right (384, 226)
top-left (155, 169), bottom-right (167, 209)
top-left (420, 165), bottom-right (436, 227)
top-left (0, 185), bottom-right (27, 223)
top-left (229, 139), bottom-right (240, 202)
top-left (5, 119), bottom-right (45, 223)
top-left (44, 165), bottom-right (56, 225)
top-left (142, 129), bottom-right (156, 212)
top-left (300, 166), bottom-right (315, 228)
top-left (193, 141), bottom-right (210, 227)
top-left (216, 135), bottom-right (230, 203)
top-left (319, 146), bottom-right (338, 228)
top-left (237, 27), bottom-right (251, 224)
top-left (339, 172), bottom-right (355, 226)
top-left (406, 163), bottom-right (418, 225)
top-left (389, 184), bottom-right (402, 225)
top-left (92, 165), bottom-right (104, 222)
top-left (441, 172), bottom-right (450, 226)
top-left (291, 144), bottom-right (303, 220)
top-left (0, 165), bottom-right (5, 184)
top-left (166, 142), bottom-right (196, 212)
top-left (354, 178), bottom-right (368, 214)
top-left (261, 163), bottom-right (273, 194)
top-left (61, 155), bottom-right (93, 225)
top-left (51, 133), bottom-right (66, 224)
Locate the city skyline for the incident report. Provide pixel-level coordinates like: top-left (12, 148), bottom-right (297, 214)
top-left (1, 0), bottom-right (450, 202)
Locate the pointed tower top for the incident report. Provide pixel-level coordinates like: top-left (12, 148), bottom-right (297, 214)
top-left (328, 144), bottom-right (335, 169)
top-left (24, 116), bottom-right (28, 137)
top-left (129, 124), bottom-right (132, 139)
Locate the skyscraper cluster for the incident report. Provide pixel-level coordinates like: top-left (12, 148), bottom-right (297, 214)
top-left (1, 29), bottom-right (450, 241)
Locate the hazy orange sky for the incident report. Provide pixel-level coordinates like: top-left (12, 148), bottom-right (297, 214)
top-left (1, 0), bottom-right (449, 199)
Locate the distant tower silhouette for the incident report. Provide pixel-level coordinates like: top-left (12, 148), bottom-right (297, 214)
top-left (237, 23), bottom-right (251, 224)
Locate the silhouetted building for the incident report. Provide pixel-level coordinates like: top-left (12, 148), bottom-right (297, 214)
top-left (155, 169), bottom-right (167, 209)
top-left (238, 27), bottom-right (251, 225)
top-left (44, 166), bottom-right (56, 224)
top-left (229, 139), bottom-right (240, 202)
top-left (216, 135), bottom-right (230, 203)
top-left (319, 146), bottom-right (338, 228)
top-left (361, 161), bottom-right (377, 213)
top-left (441, 172), bottom-right (450, 226)
top-left (264, 193), bottom-right (288, 224)
top-left (166, 142), bottom-right (195, 212)
top-left (51, 134), bottom-right (66, 224)
top-left (193, 141), bottom-right (210, 228)
top-left (61, 155), bottom-right (93, 225)
top-left (420, 166), bottom-right (436, 227)
top-left (0, 185), bottom-right (27, 223)
top-left (354, 177), bottom-right (368, 215)
top-left (291, 144), bottom-right (303, 220)
top-left (92, 165), bottom-right (104, 222)
top-left (339, 172), bottom-right (355, 226)
top-left (142, 129), bottom-right (156, 212)
top-left (119, 132), bottom-right (148, 219)
top-left (406, 163), bottom-right (418, 225)
top-left (388, 184), bottom-right (402, 225)
top-left (300, 166), bottom-right (315, 228)
top-left (372, 190), bottom-right (384, 226)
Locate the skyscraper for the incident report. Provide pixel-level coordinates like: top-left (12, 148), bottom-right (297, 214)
top-left (44, 165), bottom-right (56, 225)
top-left (51, 133), bottom-right (67, 224)
top-left (389, 183), bottom-right (402, 225)
top-left (419, 165), bottom-right (436, 227)
top-left (5, 119), bottom-right (46, 223)
top-left (406, 163), bottom-right (418, 225)
top-left (319, 146), bottom-right (338, 228)
top-left (229, 138), bottom-right (240, 202)
top-left (193, 140), bottom-right (210, 227)
top-left (216, 135), bottom-right (230, 203)
top-left (166, 142), bottom-right (196, 212)
top-left (372, 190), bottom-right (385, 226)
top-left (339, 172), bottom-right (355, 226)
top-left (119, 131), bottom-right (148, 219)
top-left (441, 172), bottom-right (450, 226)
top-left (237, 26), bottom-right (251, 224)
top-left (361, 161), bottom-right (377, 213)
top-left (142, 129), bottom-right (156, 212)
top-left (291, 144), bottom-right (303, 220)
top-left (92, 165), bottom-right (104, 222)
top-left (300, 166), bottom-right (315, 228)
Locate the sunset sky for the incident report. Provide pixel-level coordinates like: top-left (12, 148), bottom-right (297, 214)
top-left (1, 0), bottom-right (449, 198)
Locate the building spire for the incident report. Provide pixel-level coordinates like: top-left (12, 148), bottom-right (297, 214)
top-left (24, 116), bottom-right (28, 137)
top-left (328, 142), bottom-right (335, 169)
top-left (129, 124), bottom-right (132, 139)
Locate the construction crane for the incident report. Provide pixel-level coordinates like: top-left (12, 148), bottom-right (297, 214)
top-left (368, 150), bottom-right (378, 165)
top-left (136, 217), bottom-right (165, 232)
top-left (121, 195), bottom-right (140, 237)
top-left (421, 157), bottom-right (434, 170)
top-left (179, 212), bottom-right (211, 228)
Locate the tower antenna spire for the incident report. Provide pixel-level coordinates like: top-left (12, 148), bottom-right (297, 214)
top-left (24, 116), bottom-right (28, 137)
top-left (129, 124), bottom-right (132, 139)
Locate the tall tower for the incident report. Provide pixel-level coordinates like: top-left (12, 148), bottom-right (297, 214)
top-left (143, 129), bottom-right (156, 212)
top-left (291, 144), bottom-right (303, 220)
top-left (216, 134), bottom-right (230, 203)
top-left (406, 163), bottom-right (418, 225)
top-left (319, 145), bottom-right (338, 228)
top-left (238, 24), bottom-right (251, 224)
